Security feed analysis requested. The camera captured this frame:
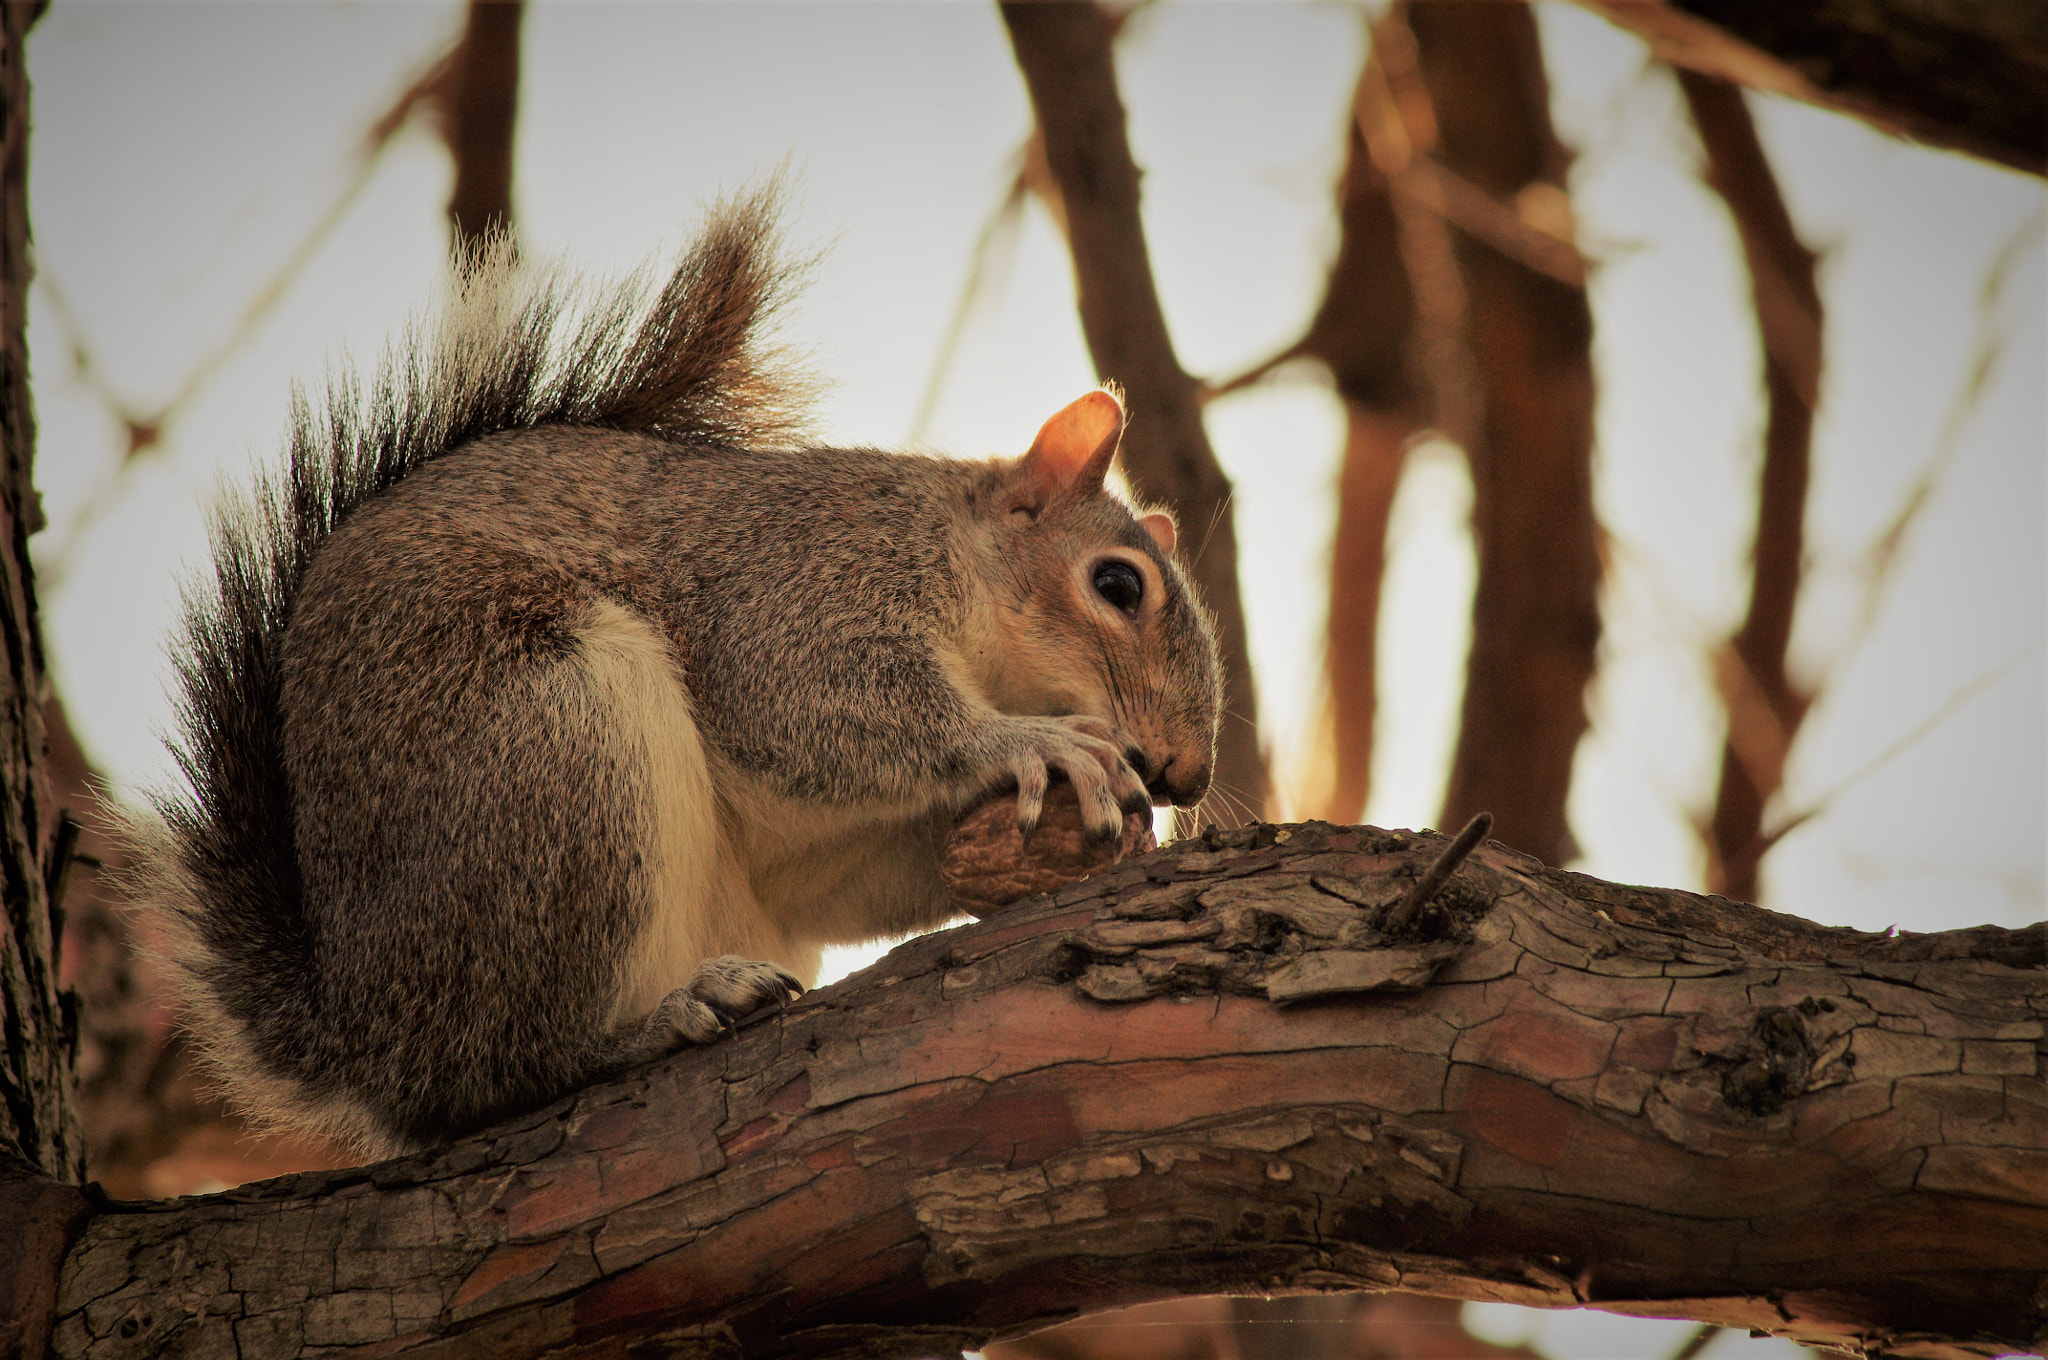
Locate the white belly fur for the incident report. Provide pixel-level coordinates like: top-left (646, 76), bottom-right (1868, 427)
top-left (571, 600), bottom-right (814, 1021)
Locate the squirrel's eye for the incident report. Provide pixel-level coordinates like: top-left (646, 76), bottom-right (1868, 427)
top-left (1092, 560), bottom-right (1144, 615)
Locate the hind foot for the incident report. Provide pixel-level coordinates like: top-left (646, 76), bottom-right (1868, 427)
top-left (607, 956), bottom-right (805, 1069)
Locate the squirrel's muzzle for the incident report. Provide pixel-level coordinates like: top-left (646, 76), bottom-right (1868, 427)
top-left (1146, 753), bottom-right (1212, 808)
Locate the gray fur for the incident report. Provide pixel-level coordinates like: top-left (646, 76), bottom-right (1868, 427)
top-left (134, 188), bottom-right (1221, 1158)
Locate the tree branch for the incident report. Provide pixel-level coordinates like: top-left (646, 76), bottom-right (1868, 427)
top-left (998, 1), bottom-right (1268, 823)
top-left (0, 0), bottom-right (79, 1189)
top-left (1569, 0), bottom-right (2046, 177)
top-left (1412, 4), bottom-right (1601, 868)
top-left (40, 822), bottom-right (2047, 1359)
top-left (1678, 71), bottom-right (1821, 903)
top-left (443, 0), bottom-right (524, 255)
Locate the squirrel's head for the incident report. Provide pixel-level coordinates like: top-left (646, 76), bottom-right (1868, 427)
top-left (970, 389), bottom-right (1222, 809)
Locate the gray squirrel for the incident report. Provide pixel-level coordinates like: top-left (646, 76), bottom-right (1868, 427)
top-left (129, 189), bottom-right (1223, 1159)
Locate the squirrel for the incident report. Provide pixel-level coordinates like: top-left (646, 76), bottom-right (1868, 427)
top-left (127, 187), bottom-right (1223, 1159)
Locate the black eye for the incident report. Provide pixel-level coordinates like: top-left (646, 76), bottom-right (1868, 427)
top-left (1092, 560), bottom-right (1143, 614)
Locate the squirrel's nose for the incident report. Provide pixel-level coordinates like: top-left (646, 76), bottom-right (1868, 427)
top-left (1146, 752), bottom-right (1211, 807)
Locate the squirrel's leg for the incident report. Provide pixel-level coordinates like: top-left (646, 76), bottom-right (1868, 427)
top-left (574, 601), bottom-right (807, 1073)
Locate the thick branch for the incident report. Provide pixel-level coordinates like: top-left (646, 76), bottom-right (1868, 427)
top-left (43, 823), bottom-right (2046, 1360)
top-left (999, 1), bottom-right (1268, 822)
top-left (1413, 4), bottom-right (1601, 867)
top-left (1570, 0), bottom-right (2046, 176)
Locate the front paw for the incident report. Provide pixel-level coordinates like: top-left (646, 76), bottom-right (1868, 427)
top-left (652, 956), bottom-right (805, 1045)
top-left (943, 777), bottom-right (1157, 915)
top-left (991, 714), bottom-right (1150, 841)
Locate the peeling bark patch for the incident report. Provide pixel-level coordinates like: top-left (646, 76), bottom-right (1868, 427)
top-left (1454, 993), bottom-right (1618, 1084)
top-left (450, 1238), bottom-right (570, 1319)
top-left (1917, 1146), bottom-right (2048, 1208)
top-left (910, 1104), bottom-right (1473, 1286)
top-left (1459, 1066), bottom-right (1575, 1169)
top-left (1055, 828), bottom-right (1502, 1008)
top-left (1266, 944), bottom-right (1461, 1002)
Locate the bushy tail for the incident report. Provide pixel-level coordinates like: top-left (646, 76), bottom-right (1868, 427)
top-left (131, 185), bottom-right (813, 1148)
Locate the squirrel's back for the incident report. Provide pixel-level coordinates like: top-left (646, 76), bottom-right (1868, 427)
top-left (132, 189), bottom-right (819, 1153)
top-left (131, 187), bottom-right (1224, 1158)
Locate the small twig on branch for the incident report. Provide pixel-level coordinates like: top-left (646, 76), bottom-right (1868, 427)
top-left (1754, 648), bottom-right (2033, 857)
top-left (1395, 154), bottom-right (1586, 290)
top-left (1852, 210), bottom-right (2037, 644)
top-left (1200, 341), bottom-right (1304, 404)
top-left (1383, 810), bottom-right (1490, 934)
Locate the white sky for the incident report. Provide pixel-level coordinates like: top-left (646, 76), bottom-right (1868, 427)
top-left (22, 6), bottom-right (2041, 1355)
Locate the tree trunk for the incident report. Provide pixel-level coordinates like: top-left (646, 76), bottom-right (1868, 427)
top-left (1570, 0), bottom-right (2046, 176)
top-left (999, 1), bottom-right (1268, 823)
top-left (443, 0), bottom-right (524, 255)
top-left (44, 822), bottom-right (2046, 1360)
top-left (0, 0), bottom-right (77, 1190)
top-left (1415, 5), bottom-right (1601, 868)
top-left (0, 8), bottom-right (98, 1358)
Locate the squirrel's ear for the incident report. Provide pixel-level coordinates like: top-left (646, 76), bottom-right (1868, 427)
top-left (1139, 512), bottom-right (1177, 556)
top-left (1010, 389), bottom-right (1125, 515)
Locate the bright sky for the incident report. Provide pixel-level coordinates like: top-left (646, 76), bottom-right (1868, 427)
top-left (22, 6), bottom-right (2043, 1356)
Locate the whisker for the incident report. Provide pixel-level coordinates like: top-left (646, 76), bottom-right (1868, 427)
top-left (1193, 492), bottom-right (1235, 566)
top-left (1195, 779), bottom-right (1258, 829)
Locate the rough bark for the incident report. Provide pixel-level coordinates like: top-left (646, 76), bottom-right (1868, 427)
top-left (0, 11), bottom-right (99, 1359)
top-left (39, 821), bottom-right (2047, 1360)
top-left (1570, 0), bottom-right (2046, 177)
top-left (442, 0), bottom-right (523, 255)
top-left (0, 0), bottom-right (77, 1189)
top-left (47, 696), bottom-right (350, 1200)
top-left (1414, 6), bottom-right (1601, 868)
top-left (1677, 73), bottom-right (1822, 904)
top-left (46, 695), bottom-right (200, 1190)
top-left (999, 1), bottom-right (1268, 823)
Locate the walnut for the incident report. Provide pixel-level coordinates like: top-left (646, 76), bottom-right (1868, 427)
top-left (941, 781), bottom-right (1157, 917)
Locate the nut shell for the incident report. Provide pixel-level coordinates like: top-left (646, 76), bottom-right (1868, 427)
top-left (942, 781), bottom-right (1156, 917)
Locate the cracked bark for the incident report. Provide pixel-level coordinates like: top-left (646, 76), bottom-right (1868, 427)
top-left (0, 0), bottom-right (73, 1191)
top-left (39, 822), bottom-right (2046, 1360)
top-left (1, 9), bottom-right (98, 1358)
